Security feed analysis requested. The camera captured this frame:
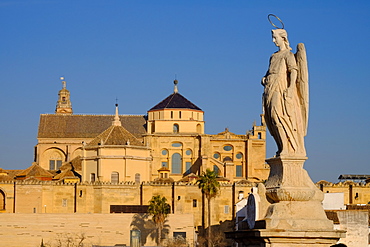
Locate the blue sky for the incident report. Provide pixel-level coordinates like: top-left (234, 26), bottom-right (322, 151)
top-left (0, 1), bottom-right (369, 182)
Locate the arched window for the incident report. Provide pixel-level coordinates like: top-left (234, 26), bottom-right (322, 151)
top-left (90, 173), bottom-right (95, 182)
top-left (197, 124), bottom-right (202, 134)
top-left (111, 172), bottom-right (119, 183)
top-left (135, 173), bottom-right (141, 184)
top-left (223, 156), bottom-right (232, 162)
top-left (236, 153), bottom-right (243, 159)
top-left (213, 152), bottom-right (221, 160)
top-left (173, 124), bottom-right (179, 133)
top-left (171, 153), bottom-right (182, 174)
top-left (0, 190), bottom-right (5, 210)
top-left (213, 165), bottom-right (220, 175)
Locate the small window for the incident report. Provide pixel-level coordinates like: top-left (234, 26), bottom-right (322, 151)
top-left (224, 205), bottom-right (229, 214)
top-left (193, 199), bottom-right (197, 208)
top-left (173, 232), bottom-right (186, 239)
top-left (236, 153), bottom-right (243, 159)
top-left (179, 111), bottom-right (182, 119)
top-left (162, 162), bottom-right (168, 168)
top-left (171, 111), bottom-right (173, 119)
top-left (258, 132), bottom-right (262, 139)
top-left (173, 124), bottom-right (179, 133)
top-left (135, 173), bottom-right (141, 184)
top-left (90, 173), bottom-right (96, 182)
top-left (223, 145), bottom-right (233, 151)
top-left (213, 165), bottom-right (220, 175)
top-left (186, 150), bottom-right (192, 156)
top-left (162, 149), bottom-right (168, 155)
top-left (56, 160), bottom-right (62, 169)
top-left (49, 160), bottom-right (55, 170)
top-left (171, 142), bottom-right (182, 147)
top-left (213, 153), bottom-right (220, 159)
top-left (111, 172), bottom-right (119, 183)
top-left (49, 159), bottom-right (63, 170)
top-left (236, 165), bottom-right (242, 177)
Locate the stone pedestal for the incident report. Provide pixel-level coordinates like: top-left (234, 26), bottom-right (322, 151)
top-left (226, 156), bottom-right (345, 246)
top-left (226, 229), bottom-right (345, 247)
top-left (263, 156), bottom-right (334, 230)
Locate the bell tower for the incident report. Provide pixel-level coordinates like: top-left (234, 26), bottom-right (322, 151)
top-left (55, 77), bottom-right (73, 115)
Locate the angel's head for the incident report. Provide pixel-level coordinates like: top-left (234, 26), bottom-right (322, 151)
top-left (272, 29), bottom-right (292, 51)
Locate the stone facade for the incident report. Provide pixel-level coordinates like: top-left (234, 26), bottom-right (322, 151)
top-left (0, 213), bottom-right (194, 247)
top-left (34, 80), bottom-right (268, 183)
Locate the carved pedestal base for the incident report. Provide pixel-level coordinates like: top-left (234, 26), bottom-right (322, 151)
top-left (225, 229), bottom-right (345, 247)
top-left (263, 156), bottom-right (333, 230)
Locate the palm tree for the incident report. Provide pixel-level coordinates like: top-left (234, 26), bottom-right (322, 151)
top-left (197, 169), bottom-right (220, 247)
top-left (148, 195), bottom-right (171, 246)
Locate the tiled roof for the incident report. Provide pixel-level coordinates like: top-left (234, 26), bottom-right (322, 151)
top-left (54, 169), bottom-right (81, 180)
top-left (38, 114), bottom-right (147, 139)
top-left (86, 125), bottom-right (144, 147)
top-left (0, 175), bottom-right (14, 181)
top-left (16, 163), bottom-right (54, 178)
top-left (149, 93), bottom-right (202, 111)
top-left (60, 156), bottom-right (82, 172)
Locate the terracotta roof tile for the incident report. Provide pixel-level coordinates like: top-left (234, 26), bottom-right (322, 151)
top-left (87, 125), bottom-right (144, 147)
top-left (60, 156), bottom-right (82, 172)
top-left (54, 169), bottom-right (81, 180)
top-left (16, 163), bottom-right (54, 178)
top-left (38, 114), bottom-right (147, 139)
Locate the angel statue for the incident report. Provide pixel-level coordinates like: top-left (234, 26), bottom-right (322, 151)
top-left (261, 28), bottom-right (309, 157)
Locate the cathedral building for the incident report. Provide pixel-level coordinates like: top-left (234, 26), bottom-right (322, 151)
top-left (0, 78), bottom-right (270, 246)
top-left (0, 78), bottom-right (367, 246)
top-left (34, 78), bottom-right (269, 183)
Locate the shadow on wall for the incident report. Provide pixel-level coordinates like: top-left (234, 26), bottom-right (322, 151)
top-left (197, 220), bottom-right (234, 247)
top-left (130, 213), bottom-right (170, 245)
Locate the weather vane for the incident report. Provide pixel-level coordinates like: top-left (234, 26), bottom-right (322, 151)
top-left (268, 14), bottom-right (284, 29)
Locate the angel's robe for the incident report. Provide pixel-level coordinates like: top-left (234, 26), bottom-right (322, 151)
top-left (263, 49), bottom-right (306, 157)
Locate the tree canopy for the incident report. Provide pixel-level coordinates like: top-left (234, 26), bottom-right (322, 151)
top-left (197, 169), bottom-right (220, 200)
top-left (148, 195), bottom-right (171, 245)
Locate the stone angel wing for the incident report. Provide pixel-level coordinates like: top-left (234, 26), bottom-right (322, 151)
top-left (295, 43), bottom-right (309, 136)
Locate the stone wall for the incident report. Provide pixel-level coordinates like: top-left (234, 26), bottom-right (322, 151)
top-left (336, 210), bottom-right (369, 247)
top-left (0, 213), bottom-right (194, 247)
top-left (0, 181), bottom-right (255, 232)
